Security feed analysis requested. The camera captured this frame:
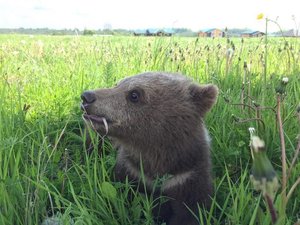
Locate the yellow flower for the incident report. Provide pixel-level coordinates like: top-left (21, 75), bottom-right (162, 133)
top-left (257, 13), bottom-right (264, 20)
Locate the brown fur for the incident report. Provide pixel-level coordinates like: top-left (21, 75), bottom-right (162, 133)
top-left (81, 72), bottom-right (218, 225)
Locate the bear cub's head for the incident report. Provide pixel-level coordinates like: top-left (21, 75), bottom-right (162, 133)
top-left (81, 72), bottom-right (218, 147)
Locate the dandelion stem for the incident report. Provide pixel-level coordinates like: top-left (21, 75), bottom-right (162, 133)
top-left (247, 69), bottom-right (251, 115)
top-left (276, 94), bottom-right (287, 207)
top-left (255, 106), bottom-right (261, 133)
top-left (264, 194), bottom-right (278, 224)
top-left (235, 118), bottom-right (266, 130)
top-left (230, 103), bottom-right (256, 112)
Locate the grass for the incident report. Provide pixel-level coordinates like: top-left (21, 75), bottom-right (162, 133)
top-left (0, 34), bottom-right (299, 224)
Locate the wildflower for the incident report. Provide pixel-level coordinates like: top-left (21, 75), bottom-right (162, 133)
top-left (275, 76), bottom-right (289, 95)
top-left (282, 77), bottom-right (289, 84)
top-left (257, 13), bottom-right (264, 20)
top-left (248, 127), bottom-right (256, 137)
top-left (249, 135), bottom-right (279, 200)
top-left (250, 136), bottom-right (265, 152)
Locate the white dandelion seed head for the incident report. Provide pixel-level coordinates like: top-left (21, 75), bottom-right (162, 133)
top-left (251, 136), bottom-right (265, 152)
top-left (282, 77), bottom-right (289, 84)
top-left (248, 127), bottom-right (256, 136)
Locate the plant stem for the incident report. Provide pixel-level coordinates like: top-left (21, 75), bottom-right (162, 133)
top-left (235, 117), bottom-right (266, 130)
top-left (287, 176), bottom-right (300, 202)
top-left (265, 194), bottom-right (278, 224)
top-left (287, 139), bottom-right (300, 179)
top-left (276, 94), bottom-right (287, 207)
top-left (241, 61), bottom-right (247, 110)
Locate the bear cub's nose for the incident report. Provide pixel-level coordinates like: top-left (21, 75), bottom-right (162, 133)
top-left (81, 91), bottom-right (96, 104)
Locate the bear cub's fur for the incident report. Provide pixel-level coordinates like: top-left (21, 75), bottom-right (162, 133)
top-left (81, 72), bottom-right (218, 225)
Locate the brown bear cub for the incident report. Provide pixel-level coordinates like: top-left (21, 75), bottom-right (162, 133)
top-left (81, 72), bottom-right (218, 225)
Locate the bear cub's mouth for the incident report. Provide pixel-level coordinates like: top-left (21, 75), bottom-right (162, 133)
top-left (81, 103), bottom-right (112, 125)
top-left (82, 113), bottom-right (111, 135)
top-left (83, 114), bottom-right (105, 123)
top-left (82, 113), bottom-right (112, 124)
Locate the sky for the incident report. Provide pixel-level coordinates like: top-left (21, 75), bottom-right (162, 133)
top-left (0, 0), bottom-right (299, 32)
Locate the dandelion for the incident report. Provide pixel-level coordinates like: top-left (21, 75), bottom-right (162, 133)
top-left (275, 76), bottom-right (289, 95)
top-left (257, 13), bottom-right (264, 20)
top-left (249, 135), bottom-right (280, 224)
top-left (282, 77), bottom-right (289, 84)
top-left (248, 127), bottom-right (256, 137)
top-left (249, 135), bottom-right (279, 200)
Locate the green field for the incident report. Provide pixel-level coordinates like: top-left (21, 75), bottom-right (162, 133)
top-left (0, 34), bottom-right (299, 224)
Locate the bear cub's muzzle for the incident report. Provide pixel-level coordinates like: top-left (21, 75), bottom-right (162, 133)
top-left (81, 91), bottom-right (96, 105)
top-left (81, 91), bottom-right (104, 124)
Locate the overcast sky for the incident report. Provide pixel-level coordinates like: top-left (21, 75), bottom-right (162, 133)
top-left (0, 0), bottom-right (299, 31)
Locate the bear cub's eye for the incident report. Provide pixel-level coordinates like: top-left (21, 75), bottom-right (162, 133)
top-left (129, 90), bottom-right (140, 103)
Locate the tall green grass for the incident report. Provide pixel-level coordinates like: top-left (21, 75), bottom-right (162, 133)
top-left (0, 34), bottom-right (299, 224)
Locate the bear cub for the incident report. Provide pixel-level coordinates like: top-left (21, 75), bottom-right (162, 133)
top-left (81, 72), bottom-right (218, 225)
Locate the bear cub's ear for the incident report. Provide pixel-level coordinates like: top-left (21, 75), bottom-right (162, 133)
top-left (189, 84), bottom-right (218, 116)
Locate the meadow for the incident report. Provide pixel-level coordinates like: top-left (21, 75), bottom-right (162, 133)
top-left (0, 34), bottom-right (299, 225)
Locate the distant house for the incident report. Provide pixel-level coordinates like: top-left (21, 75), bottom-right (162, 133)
top-left (241, 30), bottom-right (265, 38)
top-left (133, 28), bottom-right (174, 36)
top-left (198, 28), bottom-right (225, 38)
